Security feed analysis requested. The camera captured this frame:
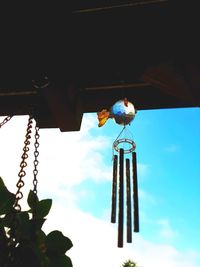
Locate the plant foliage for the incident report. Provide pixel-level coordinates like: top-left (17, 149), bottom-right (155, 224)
top-left (121, 260), bottom-right (139, 267)
top-left (0, 177), bottom-right (73, 267)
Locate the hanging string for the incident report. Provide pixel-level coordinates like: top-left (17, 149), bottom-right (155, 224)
top-left (112, 126), bottom-right (135, 158)
top-left (112, 126), bottom-right (126, 160)
top-left (114, 126), bottom-right (126, 142)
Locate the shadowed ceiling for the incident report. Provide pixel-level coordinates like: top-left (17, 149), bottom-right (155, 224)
top-left (0, 1), bottom-right (199, 131)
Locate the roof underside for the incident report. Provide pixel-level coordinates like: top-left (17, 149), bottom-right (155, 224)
top-left (0, 1), bottom-right (199, 131)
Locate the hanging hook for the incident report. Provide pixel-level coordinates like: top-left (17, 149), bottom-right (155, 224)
top-left (32, 76), bottom-right (50, 89)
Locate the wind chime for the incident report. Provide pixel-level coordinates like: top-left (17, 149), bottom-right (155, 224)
top-left (97, 98), bottom-right (139, 247)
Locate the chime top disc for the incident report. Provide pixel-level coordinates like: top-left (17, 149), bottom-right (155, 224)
top-left (113, 138), bottom-right (136, 154)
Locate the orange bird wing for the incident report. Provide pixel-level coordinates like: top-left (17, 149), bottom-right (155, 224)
top-left (97, 109), bottom-right (110, 127)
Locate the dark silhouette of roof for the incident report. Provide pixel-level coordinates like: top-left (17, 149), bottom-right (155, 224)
top-left (0, 1), bottom-right (199, 131)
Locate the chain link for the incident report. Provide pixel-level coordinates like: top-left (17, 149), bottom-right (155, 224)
top-left (33, 124), bottom-right (40, 194)
top-left (14, 115), bottom-right (34, 211)
top-left (0, 115), bottom-right (12, 128)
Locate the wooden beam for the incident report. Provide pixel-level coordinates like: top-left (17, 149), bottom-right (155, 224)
top-left (73, 0), bottom-right (168, 14)
top-left (84, 82), bottom-right (150, 91)
top-left (42, 83), bottom-right (83, 132)
top-left (142, 63), bottom-right (197, 105)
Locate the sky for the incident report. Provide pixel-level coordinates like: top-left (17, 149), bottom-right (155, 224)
top-left (0, 106), bottom-right (200, 267)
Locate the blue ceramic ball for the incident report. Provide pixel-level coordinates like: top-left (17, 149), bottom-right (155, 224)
top-left (111, 99), bottom-right (136, 126)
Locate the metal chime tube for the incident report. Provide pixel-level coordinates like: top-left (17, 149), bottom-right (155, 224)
top-left (118, 148), bottom-right (124, 247)
top-left (132, 152), bottom-right (139, 232)
top-left (111, 155), bottom-right (118, 223)
top-left (126, 158), bottom-right (132, 243)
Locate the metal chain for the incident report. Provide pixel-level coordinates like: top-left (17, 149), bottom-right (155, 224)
top-left (14, 115), bottom-right (33, 211)
top-left (33, 124), bottom-right (40, 194)
top-left (0, 115), bottom-right (13, 128)
top-left (4, 115), bottom-right (40, 265)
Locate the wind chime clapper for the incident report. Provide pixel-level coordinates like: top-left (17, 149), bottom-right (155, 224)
top-left (97, 98), bottom-right (139, 248)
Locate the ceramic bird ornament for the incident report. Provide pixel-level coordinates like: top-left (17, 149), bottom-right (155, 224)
top-left (97, 98), bottom-right (136, 127)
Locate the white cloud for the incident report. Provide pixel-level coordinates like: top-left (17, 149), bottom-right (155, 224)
top-left (43, 203), bottom-right (199, 267)
top-left (157, 219), bottom-right (179, 240)
top-left (0, 113), bottom-right (111, 206)
top-left (137, 163), bottom-right (149, 178)
top-left (37, 114), bottom-right (111, 189)
top-left (139, 189), bottom-right (156, 205)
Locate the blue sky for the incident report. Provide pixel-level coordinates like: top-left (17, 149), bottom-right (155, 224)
top-left (76, 108), bottom-right (200, 251)
top-left (0, 106), bottom-right (200, 267)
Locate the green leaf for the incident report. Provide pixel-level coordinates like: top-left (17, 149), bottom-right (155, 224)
top-left (0, 188), bottom-right (15, 215)
top-left (16, 211), bottom-right (29, 225)
top-left (0, 177), bottom-right (5, 189)
top-left (63, 255), bottom-right (73, 267)
top-left (32, 218), bottom-right (46, 231)
top-left (28, 198), bottom-right (52, 219)
top-left (49, 255), bottom-right (73, 267)
top-left (36, 230), bottom-right (46, 246)
top-left (0, 227), bottom-right (9, 266)
top-left (46, 231), bottom-right (73, 255)
top-left (2, 210), bottom-right (16, 227)
top-left (0, 177), bottom-right (15, 215)
top-left (15, 211), bottom-right (31, 239)
top-left (33, 230), bottom-right (48, 264)
top-left (28, 190), bottom-right (39, 209)
top-left (37, 199), bottom-right (52, 218)
top-left (0, 226), bottom-right (7, 241)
